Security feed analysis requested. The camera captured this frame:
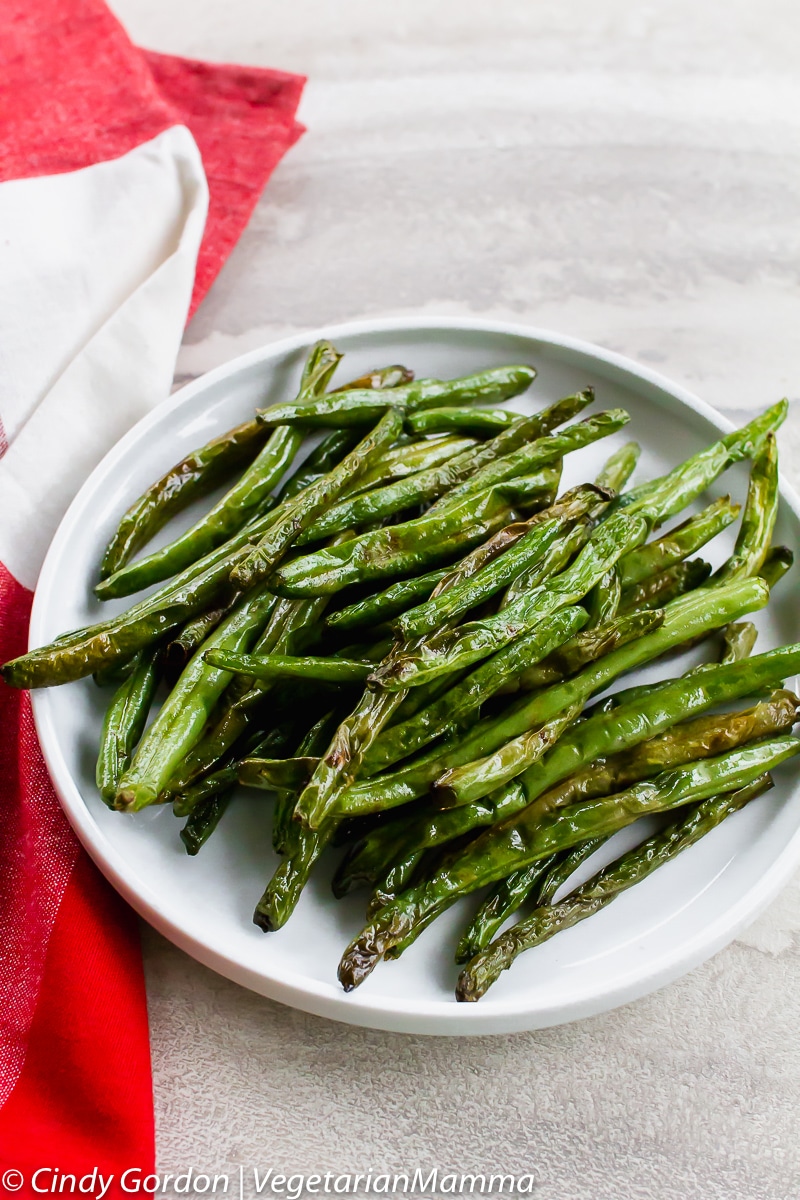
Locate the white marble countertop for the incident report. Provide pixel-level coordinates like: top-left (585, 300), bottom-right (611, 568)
top-left (110, 2), bottom-right (800, 1195)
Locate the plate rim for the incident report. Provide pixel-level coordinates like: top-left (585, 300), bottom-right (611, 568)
top-left (28, 314), bottom-right (800, 1035)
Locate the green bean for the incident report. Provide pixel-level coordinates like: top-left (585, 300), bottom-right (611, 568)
top-left (173, 764), bottom-right (238, 819)
top-left (335, 577), bottom-right (769, 818)
top-left (434, 697), bottom-right (587, 811)
top-left (253, 817), bottom-right (337, 930)
top-left (204, 650), bottom-right (370, 686)
top-left (427, 474), bottom-right (581, 598)
top-left (277, 369), bottom-right (417, 504)
top-left (272, 485), bottom-right (518, 598)
top-left (760, 546), bottom-right (793, 589)
top-left (500, 522), bottom-right (590, 609)
top-left (332, 638), bottom-right (395, 666)
top-left (583, 566), bottom-right (621, 628)
top-left (619, 558), bottom-right (711, 614)
top-left (180, 792), bottom-right (232, 855)
top-left (594, 442), bottom-right (641, 493)
top-left (531, 838), bottom-right (610, 907)
top-left (325, 568), bottom-right (450, 633)
top-left (46, 495), bottom-right (283, 659)
top-left (255, 591), bottom-right (330, 657)
top-left (293, 688), bottom-right (408, 829)
top-left (99, 418), bottom-right (272, 579)
top-left (362, 768), bottom-right (571, 896)
top-left (428, 410), bottom-right (629, 514)
top-left (96, 648), bottom-right (160, 803)
top-left (435, 641), bottom-right (800, 809)
top-left (96, 341), bottom-right (341, 599)
top-left (256, 365), bottom-right (538, 429)
top-left (721, 622), bottom-right (758, 664)
top-left (285, 497), bottom-right (550, 834)
top-left (163, 592), bottom-right (333, 795)
top-left (163, 684), bottom-right (281, 801)
top-left (617, 497), bottom-right (740, 588)
top-left (456, 774), bottom-right (774, 1000)
top-left (93, 500), bottom-right (279, 652)
top-left (396, 486), bottom-right (606, 640)
top-left (371, 510), bottom-right (651, 691)
top-left (378, 835), bottom-right (489, 941)
top-left (272, 709), bottom-right (343, 854)
top-left (231, 409), bottom-right (405, 589)
top-left (2, 538), bottom-right (269, 689)
top-left (255, 708), bottom-right (357, 926)
top-left (244, 719), bottom-right (306, 760)
top-left (406, 407), bottom-right (522, 436)
top-left (496, 609), bottom-right (664, 695)
top-left (454, 856), bottom-right (559, 964)
top-left (294, 391), bottom-right (593, 543)
top-left (338, 736), bottom-right (800, 989)
top-left (375, 833), bottom-right (484, 927)
top-left (713, 433), bottom-right (779, 583)
top-left (487, 471), bottom-right (564, 511)
top-left (354, 435), bottom-right (479, 493)
top-left (455, 836), bottom-right (609, 965)
top-left (364, 607), bottom-right (589, 774)
top-left (518, 690), bottom-right (798, 822)
top-left (43, 546), bottom-right (259, 660)
top-left (93, 655), bottom-right (140, 688)
top-left (337, 365), bottom-right (415, 391)
top-left (367, 849), bottom-right (428, 916)
top-left (332, 821), bottom-right (417, 898)
top-left (619, 400), bottom-right (787, 523)
top-left (386, 668), bottom-right (474, 727)
top-left (417, 506), bottom-right (620, 649)
top-left (335, 724), bottom-right (587, 904)
top-left (277, 429), bottom-right (362, 502)
top-left (239, 756), bottom-right (317, 792)
top-left (161, 599), bottom-right (241, 682)
top-left (303, 445), bottom-right (546, 549)
top-left (115, 584), bottom-right (277, 811)
top-left (170, 721), bottom-right (298, 818)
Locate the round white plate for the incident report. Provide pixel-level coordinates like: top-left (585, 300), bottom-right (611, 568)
top-left (30, 317), bottom-right (800, 1035)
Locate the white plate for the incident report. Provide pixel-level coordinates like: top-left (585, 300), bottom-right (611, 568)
top-left (30, 317), bottom-right (800, 1035)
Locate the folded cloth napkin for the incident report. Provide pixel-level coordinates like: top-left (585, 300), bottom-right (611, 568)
top-left (0, 0), bottom-right (304, 1183)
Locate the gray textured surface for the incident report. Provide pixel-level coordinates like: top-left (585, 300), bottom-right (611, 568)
top-left (112, 2), bottom-right (800, 1194)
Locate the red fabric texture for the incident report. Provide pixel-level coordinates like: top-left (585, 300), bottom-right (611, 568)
top-left (0, 0), bottom-right (305, 1180)
top-left (143, 51), bottom-right (305, 316)
top-left (0, 567), bottom-right (81, 1112)
top-left (0, 854), bottom-right (153, 1197)
top-left (0, 0), bottom-right (305, 315)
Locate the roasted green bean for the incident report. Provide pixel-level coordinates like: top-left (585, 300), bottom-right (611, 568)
top-left (96, 341), bottom-right (341, 599)
top-left (256, 365), bottom-right (537, 428)
top-left (617, 496), bottom-right (740, 588)
top-left (231, 409), bottom-right (404, 589)
top-left (338, 737), bottom-right (799, 989)
top-left (406, 406), bottom-right (521, 436)
top-left (293, 392), bottom-right (593, 543)
top-left (99, 418), bottom-right (271, 579)
top-left (456, 774), bottom-right (774, 1000)
top-left (96, 648), bottom-right (160, 803)
top-left (371, 510), bottom-right (651, 691)
top-left (435, 644), bottom-right (800, 808)
top-left (115, 584), bottom-right (277, 811)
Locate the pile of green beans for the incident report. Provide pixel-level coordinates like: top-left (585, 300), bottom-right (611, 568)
top-left (3, 338), bottom-right (796, 1003)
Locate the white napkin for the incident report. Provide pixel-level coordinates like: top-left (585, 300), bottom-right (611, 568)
top-left (0, 125), bottom-right (208, 589)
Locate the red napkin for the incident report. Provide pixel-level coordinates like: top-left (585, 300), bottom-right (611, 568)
top-left (0, 0), bottom-right (304, 1183)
